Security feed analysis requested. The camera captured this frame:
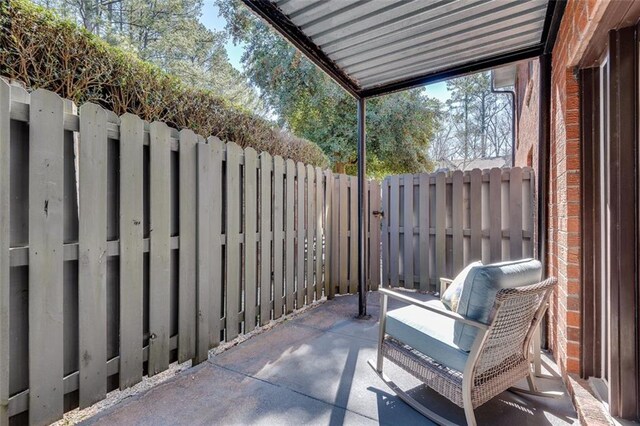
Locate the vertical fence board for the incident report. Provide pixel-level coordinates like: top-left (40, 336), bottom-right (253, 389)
top-left (369, 181), bottom-right (381, 291)
top-left (332, 176), bottom-right (341, 296)
top-left (225, 143), bottom-right (242, 340)
top-left (148, 122), bottom-right (171, 376)
top-left (489, 168), bottom-right (502, 262)
top-left (469, 169), bottom-right (482, 261)
top-left (324, 171), bottom-right (334, 298)
top-left (285, 160), bottom-right (296, 311)
top-left (273, 157), bottom-right (285, 318)
top-left (349, 176), bottom-right (358, 293)
top-left (306, 165), bottom-right (315, 302)
top-left (195, 142), bottom-right (212, 364)
top-left (315, 168), bottom-right (323, 300)
top-left (435, 172), bottom-right (446, 281)
top-left (178, 130), bottom-right (197, 362)
top-left (389, 175), bottom-right (400, 286)
top-left (452, 171), bottom-right (464, 276)
top-left (418, 174), bottom-right (430, 291)
top-left (338, 175), bottom-right (349, 294)
top-left (402, 175), bottom-right (414, 288)
top-left (0, 81), bottom-right (9, 426)
top-left (260, 153), bottom-right (273, 324)
top-left (382, 179), bottom-right (389, 287)
top-left (118, 113), bottom-right (144, 390)
top-left (244, 148), bottom-right (258, 331)
top-left (78, 103), bottom-right (108, 407)
top-left (526, 169), bottom-right (535, 257)
top-left (209, 137), bottom-right (224, 347)
top-left (509, 167), bottom-right (523, 259)
top-left (28, 90), bottom-right (65, 424)
top-left (295, 163), bottom-right (306, 306)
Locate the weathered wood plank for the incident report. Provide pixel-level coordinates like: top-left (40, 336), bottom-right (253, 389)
top-left (369, 181), bottom-right (381, 291)
top-left (315, 167), bottom-right (323, 300)
top-left (285, 160), bottom-right (296, 311)
top-left (148, 121), bottom-right (172, 376)
top-left (244, 148), bottom-right (258, 330)
top-left (349, 176), bottom-right (358, 293)
top-left (435, 172), bottom-right (446, 281)
top-left (0, 79), bottom-right (9, 426)
top-left (338, 174), bottom-right (349, 294)
top-left (489, 168), bottom-right (502, 262)
top-left (273, 156), bottom-right (285, 318)
top-left (331, 177), bottom-right (340, 295)
top-left (509, 167), bottom-right (523, 259)
top-left (469, 169), bottom-right (482, 262)
top-left (209, 137), bottom-right (224, 345)
top-left (452, 170), bottom-right (464, 275)
top-left (418, 173), bottom-right (430, 291)
top-left (296, 163), bottom-right (306, 307)
top-left (29, 90), bottom-right (65, 424)
top-left (260, 153), bottom-right (273, 324)
top-left (195, 142), bottom-right (212, 364)
top-left (306, 165), bottom-right (316, 302)
top-left (178, 129), bottom-right (197, 363)
top-left (324, 171), bottom-right (334, 298)
top-left (402, 174), bottom-right (414, 288)
top-left (524, 168), bottom-right (534, 257)
top-left (118, 113), bottom-right (145, 389)
top-left (78, 103), bottom-right (108, 408)
top-left (389, 175), bottom-right (400, 286)
top-left (225, 142), bottom-right (242, 340)
top-left (381, 179), bottom-right (389, 287)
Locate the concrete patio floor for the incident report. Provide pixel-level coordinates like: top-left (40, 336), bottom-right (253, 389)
top-left (82, 292), bottom-right (578, 425)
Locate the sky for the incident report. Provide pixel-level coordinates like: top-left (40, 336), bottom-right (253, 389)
top-left (199, 2), bottom-right (452, 103)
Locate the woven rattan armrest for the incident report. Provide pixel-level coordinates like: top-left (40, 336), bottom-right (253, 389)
top-left (378, 288), bottom-right (489, 330)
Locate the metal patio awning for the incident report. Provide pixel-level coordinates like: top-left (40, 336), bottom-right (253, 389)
top-left (241, 0), bottom-right (564, 98)
top-left (241, 0), bottom-right (565, 317)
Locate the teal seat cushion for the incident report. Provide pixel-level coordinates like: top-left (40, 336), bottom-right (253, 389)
top-left (454, 258), bottom-right (542, 351)
top-left (441, 261), bottom-right (482, 311)
top-left (386, 301), bottom-right (469, 372)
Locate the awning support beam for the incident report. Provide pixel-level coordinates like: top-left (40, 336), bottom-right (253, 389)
top-left (357, 97), bottom-right (367, 317)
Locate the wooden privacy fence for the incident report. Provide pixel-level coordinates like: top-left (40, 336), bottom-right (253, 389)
top-left (0, 82), bottom-right (381, 426)
top-left (381, 168), bottom-right (535, 291)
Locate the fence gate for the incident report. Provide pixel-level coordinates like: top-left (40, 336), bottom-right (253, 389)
top-left (381, 168), bottom-right (535, 292)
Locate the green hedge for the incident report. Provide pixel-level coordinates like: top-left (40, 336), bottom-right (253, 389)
top-left (0, 0), bottom-right (329, 168)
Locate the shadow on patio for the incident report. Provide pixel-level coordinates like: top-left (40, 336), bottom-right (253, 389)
top-left (82, 294), bottom-right (577, 425)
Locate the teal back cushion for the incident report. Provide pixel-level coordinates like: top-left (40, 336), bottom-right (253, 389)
top-left (441, 261), bottom-right (482, 311)
top-left (454, 258), bottom-right (542, 351)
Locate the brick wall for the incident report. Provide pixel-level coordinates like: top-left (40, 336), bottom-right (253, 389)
top-left (513, 0), bottom-right (610, 377)
top-left (514, 60), bottom-right (539, 169)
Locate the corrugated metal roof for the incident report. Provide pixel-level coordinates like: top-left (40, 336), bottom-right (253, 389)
top-left (243, 0), bottom-right (562, 97)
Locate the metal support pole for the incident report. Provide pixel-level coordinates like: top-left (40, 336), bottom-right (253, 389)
top-left (357, 97), bottom-right (367, 317)
top-left (537, 53), bottom-right (551, 349)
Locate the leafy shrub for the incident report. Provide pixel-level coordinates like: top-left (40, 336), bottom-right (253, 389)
top-left (0, 0), bottom-right (329, 168)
